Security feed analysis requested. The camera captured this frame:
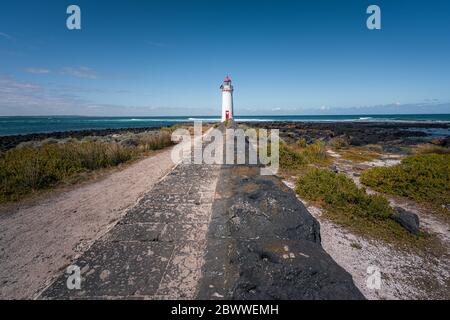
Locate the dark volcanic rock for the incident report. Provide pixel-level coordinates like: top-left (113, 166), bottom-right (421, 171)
top-left (392, 207), bottom-right (420, 235)
top-left (198, 164), bottom-right (364, 300)
top-left (242, 121), bottom-right (449, 147)
top-left (225, 171), bottom-right (321, 243)
top-left (430, 138), bottom-right (445, 146)
top-left (329, 165), bottom-right (339, 173)
top-left (443, 137), bottom-right (450, 147)
top-left (232, 239), bottom-right (364, 300)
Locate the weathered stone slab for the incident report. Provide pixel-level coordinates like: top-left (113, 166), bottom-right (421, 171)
top-left (42, 241), bottom-right (174, 299)
top-left (104, 223), bottom-right (165, 242)
top-left (122, 203), bottom-right (212, 224)
top-left (196, 238), bottom-right (237, 300)
top-left (156, 241), bottom-right (207, 299)
top-left (141, 193), bottom-right (203, 205)
top-left (160, 223), bottom-right (209, 242)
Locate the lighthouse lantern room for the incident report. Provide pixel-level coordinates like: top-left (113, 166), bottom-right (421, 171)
top-left (220, 75), bottom-right (234, 122)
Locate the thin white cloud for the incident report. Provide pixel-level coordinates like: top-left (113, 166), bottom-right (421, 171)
top-left (61, 66), bottom-right (97, 79)
top-left (25, 68), bottom-right (51, 74)
top-left (0, 32), bottom-right (12, 40)
top-left (0, 75), bottom-right (88, 115)
top-left (0, 76), bottom-right (40, 92)
top-left (145, 40), bottom-right (166, 48)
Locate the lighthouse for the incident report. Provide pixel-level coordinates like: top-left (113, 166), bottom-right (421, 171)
top-left (220, 75), bottom-right (234, 122)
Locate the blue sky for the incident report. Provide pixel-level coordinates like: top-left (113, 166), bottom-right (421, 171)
top-left (1, 0), bottom-right (449, 116)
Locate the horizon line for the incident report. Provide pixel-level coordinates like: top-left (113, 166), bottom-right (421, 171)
top-left (1, 113), bottom-right (450, 118)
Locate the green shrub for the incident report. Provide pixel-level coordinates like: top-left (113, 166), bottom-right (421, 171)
top-left (276, 141), bottom-right (331, 170)
top-left (303, 141), bottom-right (330, 164)
top-left (296, 138), bottom-right (307, 148)
top-left (279, 143), bottom-right (307, 169)
top-left (329, 137), bottom-right (349, 149)
top-left (360, 154), bottom-right (450, 208)
top-left (296, 168), bottom-right (393, 220)
top-left (293, 168), bottom-right (421, 243)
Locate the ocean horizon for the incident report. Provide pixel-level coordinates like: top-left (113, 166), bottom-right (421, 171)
top-left (1, 114), bottom-right (449, 136)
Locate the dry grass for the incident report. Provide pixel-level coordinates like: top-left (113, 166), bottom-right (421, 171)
top-left (275, 140), bottom-right (332, 171)
top-left (0, 130), bottom-right (174, 203)
top-left (337, 147), bottom-right (381, 162)
top-left (413, 143), bottom-right (450, 155)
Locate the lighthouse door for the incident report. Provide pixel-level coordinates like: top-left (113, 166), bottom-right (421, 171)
top-left (226, 110), bottom-right (230, 120)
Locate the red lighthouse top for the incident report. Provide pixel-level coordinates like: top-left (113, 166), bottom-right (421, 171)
top-left (221, 75), bottom-right (234, 92)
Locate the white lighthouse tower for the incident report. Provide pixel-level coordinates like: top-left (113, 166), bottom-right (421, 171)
top-left (220, 75), bottom-right (234, 122)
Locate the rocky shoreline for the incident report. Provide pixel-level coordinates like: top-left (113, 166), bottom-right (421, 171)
top-left (2, 121), bottom-right (449, 153)
top-left (242, 121), bottom-right (450, 147)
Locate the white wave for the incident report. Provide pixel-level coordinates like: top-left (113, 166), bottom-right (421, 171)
top-left (188, 118), bottom-right (221, 121)
top-left (234, 118), bottom-right (273, 122)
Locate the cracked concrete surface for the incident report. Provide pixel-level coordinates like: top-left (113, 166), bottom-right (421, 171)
top-left (40, 130), bottom-right (221, 299)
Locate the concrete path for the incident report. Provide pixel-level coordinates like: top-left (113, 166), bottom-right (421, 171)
top-left (40, 130), bottom-right (221, 299)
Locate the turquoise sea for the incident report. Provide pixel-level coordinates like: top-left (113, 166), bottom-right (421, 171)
top-left (0, 114), bottom-right (449, 136)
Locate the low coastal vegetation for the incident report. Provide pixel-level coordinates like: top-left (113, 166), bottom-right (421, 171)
top-left (274, 134), bottom-right (445, 244)
top-left (328, 136), bottom-right (382, 162)
top-left (259, 136), bottom-right (332, 173)
top-left (337, 146), bottom-right (381, 162)
top-left (294, 168), bottom-right (417, 242)
top-left (296, 168), bottom-right (393, 220)
top-left (413, 143), bottom-right (450, 155)
top-left (278, 140), bottom-right (332, 170)
top-left (0, 131), bottom-right (173, 203)
top-left (361, 154), bottom-right (450, 213)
